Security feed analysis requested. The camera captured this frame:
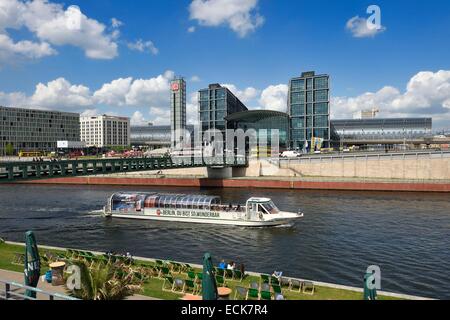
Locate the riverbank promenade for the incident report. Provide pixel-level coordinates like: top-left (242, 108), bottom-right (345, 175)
top-left (0, 241), bottom-right (433, 301)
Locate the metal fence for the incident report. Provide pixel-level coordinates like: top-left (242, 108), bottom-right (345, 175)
top-left (0, 279), bottom-right (78, 300)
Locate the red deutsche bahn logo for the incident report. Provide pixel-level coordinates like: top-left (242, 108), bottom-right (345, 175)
top-left (157, 209), bottom-right (161, 216)
top-left (171, 83), bottom-right (179, 91)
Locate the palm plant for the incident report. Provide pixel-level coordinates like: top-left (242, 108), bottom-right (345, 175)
top-left (65, 259), bottom-right (142, 300)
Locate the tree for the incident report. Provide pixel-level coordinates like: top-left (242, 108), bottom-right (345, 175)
top-left (5, 143), bottom-right (14, 156)
top-left (66, 259), bottom-right (142, 300)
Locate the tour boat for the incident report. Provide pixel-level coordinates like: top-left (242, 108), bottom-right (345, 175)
top-left (103, 192), bottom-right (303, 227)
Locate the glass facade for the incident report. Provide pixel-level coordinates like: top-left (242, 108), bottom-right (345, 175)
top-left (331, 118), bottom-right (433, 141)
top-left (288, 71), bottom-right (330, 150)
top-left (226, 110), bottom-right (290, 152)
top-left (198, 84), bottom-right (248, 145)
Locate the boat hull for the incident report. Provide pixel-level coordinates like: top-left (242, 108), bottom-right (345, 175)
top-left (106, 212), bottom-right (299, 227)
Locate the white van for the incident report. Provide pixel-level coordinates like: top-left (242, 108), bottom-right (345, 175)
top-left (280, 151), bottom-right (301, 158)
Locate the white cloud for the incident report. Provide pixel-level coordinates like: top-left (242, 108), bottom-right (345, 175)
top-left (111, 18), bottom-right (123, 28)
top-left (125, 71), bottom-right (174, 107)
top-left (346, 16), bottom-right (386, 38)
top-left (191, 75), bottom-right (201, 82)
top-left (0, 90), bottom-right (28, 107)
top-left (30, 78), bottom-right (93, 109)
top-left (80, 108), bottom-right (100, 117)
top-left (186, 92), bottom-right (199, 124)
top-left (331, 70), bottom-right (450, 121)
top-left (127, 39), bottom-right (159, 55)
top-left (94, 77), bottom-right (133, 106)
top-left (189, 0), bottom-right (264, 38)
top-left (222, 84), bottom-right (259, 103)
top-left (259, 84), bottom-right (288, 112)
top-left (130, 111), bottom-right (147, 126)
top-left (0, 0), bottom-right (119, 63)
top-left (187, 26), bottom-right (196, 33)
top-left (0, 34), bottom-right (56, 62)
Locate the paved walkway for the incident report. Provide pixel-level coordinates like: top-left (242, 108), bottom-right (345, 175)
top-left (0, 269), bottom-right (157, 300)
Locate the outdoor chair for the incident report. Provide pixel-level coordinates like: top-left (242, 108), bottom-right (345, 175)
top-left (246, 288), bottom-right (259, 300)
top-left (260, 274), bottom-right (270, 285)
top-left (215, 275), bottom-right (226, 287)
top-left (187, 271), bottom-right (196, 281)
top-left (183, 263), bottom-right (192, 272)
top-left (184, 279), bottom-right (197, 294)
top-left (260, 291), bottom-right (272, 300)
top-left (271, 276), bottom-right (280, 286)
top-left (234, 286), bottom-right (248, 300)
top-left (40, 254), bottom-right (49, 265)
top-left (225, 269), bottom-right (234, 279)
top-left (250, 282), bottom-right (259, 290)
top-left (233, 270), bottom-right (243, 282)
top-left (215, 268), bottom-right (225, 277)
top-left (155, 259), bottom-right (164, 266)
top-left (290, 279), bottom-right (303, 292)
top-left (196, 272), bottom-right (203, 282)
top-left (12, 252), bottom-right (25, 265)
top-left (67, 249), bottom-right (75, 258)
top-left (272, 284), bottom-right (283, 296)
top-left (280, 277), bottom-right (291, 289)
top-left (261, 283), bottom-right (271, 292)
top-left (162, 276), bottom-right (175, 292)
top-left (159, 266), bottom-right (171, 278)
top-left (303, 281), bottom-right (315, 295)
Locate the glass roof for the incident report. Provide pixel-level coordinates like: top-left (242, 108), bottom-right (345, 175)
top-left (111, 192), bottom-right (221, 209)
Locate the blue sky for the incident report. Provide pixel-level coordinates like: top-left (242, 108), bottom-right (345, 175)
top-left (1, 0), bottom-right (450, 129)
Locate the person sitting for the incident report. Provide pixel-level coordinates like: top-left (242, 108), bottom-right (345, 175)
top-left (227, 261), bottom-right (235, 271)
top-left (218, 259), bottom-right (227, 269)
top-left (236, 204), bottom-right (241, 211)
top-left (272, 270), bottom-right (283, 280)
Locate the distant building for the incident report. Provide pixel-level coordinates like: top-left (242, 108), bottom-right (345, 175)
top-left (331, 118), bottom-right (433, 149)
top-left (353, 109), bottom-right (379, 119)
top-left (80, 115), bottom-right (130, 148)
top-left (225, 110), bottom-right (290, 153)
top-left (0, 106), bottom-right (80, 156)
top-left (288, 71), bottom-right (330, 150)
top-left (131, 125), bottom-right (195, 150)
top-left (170, 78), bottom-right (187, 148)
top-left (198, 84), bottom-right (248, 146)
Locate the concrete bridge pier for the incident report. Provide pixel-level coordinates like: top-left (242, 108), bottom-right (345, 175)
top-left (206, 167), bottom-right (233, 179)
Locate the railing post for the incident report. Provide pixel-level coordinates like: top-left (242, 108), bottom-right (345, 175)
top-left (8, 165), bottom-right (14, 180)
top-left (35, 164), bottom-right (41, 178)
top-left (5, 283), bottom-right (10, 300)
top-left (72, 161), bottom-right (78, 176)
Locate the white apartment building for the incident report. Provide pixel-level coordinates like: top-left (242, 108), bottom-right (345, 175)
top-left (80, 115), bottom-right (130, 148)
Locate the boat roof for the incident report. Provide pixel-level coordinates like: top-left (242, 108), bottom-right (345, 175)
top-left (248, 197), bottom-right (272, 202)
top-left (111, 192), bottom-right (221, 206)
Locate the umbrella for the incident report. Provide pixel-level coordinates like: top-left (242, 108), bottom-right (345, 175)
top-left (363, 272), bottom-right (378, 300)
top-left (202, 252), bottom-right (218, 300)
top-left (24, 231), bottom-right (41, 299)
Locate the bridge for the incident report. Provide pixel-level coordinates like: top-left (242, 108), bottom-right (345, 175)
top-left (0, 156), bottom-right (248, 183)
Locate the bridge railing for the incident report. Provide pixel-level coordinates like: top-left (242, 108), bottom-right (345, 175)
top-left (0, 279), bottom-right (78, 300)
top-left (0, 156), bottom-right (249, 182)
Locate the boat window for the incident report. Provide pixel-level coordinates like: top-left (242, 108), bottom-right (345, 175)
top-left (262, 201), bottom-right (280, 214)
top-left (259, 204), bottom-right (268, 214)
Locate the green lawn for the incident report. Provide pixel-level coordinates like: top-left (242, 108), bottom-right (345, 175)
top-left (0, 242), bottom-right (400, 300)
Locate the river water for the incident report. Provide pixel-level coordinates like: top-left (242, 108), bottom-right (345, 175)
top-left (0, 184), bottom-right (449, 299)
